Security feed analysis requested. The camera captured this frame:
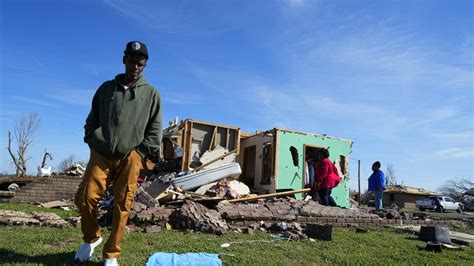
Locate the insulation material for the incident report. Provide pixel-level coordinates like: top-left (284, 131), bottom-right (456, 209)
top-left (199, 146), bottom-right (236, 170)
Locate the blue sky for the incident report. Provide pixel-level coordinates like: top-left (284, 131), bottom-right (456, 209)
top-left (0, 0), bottom-right (472, 192)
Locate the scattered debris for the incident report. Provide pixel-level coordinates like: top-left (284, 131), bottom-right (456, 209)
top-left (419, 241), bottom-right (464, 253)
top-left (199, 146), bottom-right (237, 170)
top-left (396, 225), bottom-right (474, 247)
top-left (194, 179), bottom-right (250, 200)
top-left (172, 162), bottom-right (241, 191)
top-left (32, 211), bottom-right (69, 228)
top-left (419, 226), bottom-right (452, 245)
top-left (65, 216), bottom-right (81, 228)
top-left (0, 210), bottom-right (68, 228)
top-left (40, 200), bottom-right (73, 209)
top-left (169, 200), bottom-right (229, 235)
top-left (64, 163), bottom-right (85, 176)
top-left (7, 183), bottom-right (20, 192)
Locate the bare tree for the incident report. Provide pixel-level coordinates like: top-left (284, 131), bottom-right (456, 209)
top-left (439, 178), bottom-right (473, 200)
top-left (6, 113), bottom-right (41, 177)
top-left (439, 178), bottom-right (474, 210)
top-left (385, 163), bottom-right (397, 185)
top-left (58, 155), bottom-right (76, 173)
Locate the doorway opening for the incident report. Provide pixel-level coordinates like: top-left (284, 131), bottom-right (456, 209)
top-left (303, 145), bottom-right (328, 188)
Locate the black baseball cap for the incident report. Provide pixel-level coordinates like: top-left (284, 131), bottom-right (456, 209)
top-left (124, 41), bottom-right (148, 59)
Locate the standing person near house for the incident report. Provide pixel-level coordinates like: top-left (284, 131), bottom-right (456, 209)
top-left (74, 41), bottom-right (162, 266)
top-left (311, 149), bottom-right (341, 206)
top-left (368, 161), bottom-right (386, 210)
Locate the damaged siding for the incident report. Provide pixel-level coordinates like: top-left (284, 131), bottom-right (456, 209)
top-left (276, 130), bottom-right (353, 208)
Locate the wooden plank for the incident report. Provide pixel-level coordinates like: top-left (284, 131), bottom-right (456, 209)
top-left (181, 120), bottom-right (193, 172)
top-left (273, 129), bottom-right (279, 191)
top-left (236, 129), bottom-right (241, 155)
top-left (40, 200), bottom-right (73, 208)
top-left (185, 119), bottom-right (240, 131)
top-left (209, 126), bottom-right (217, 151)
top-left (226, 128), bottom-right (230, 148)
top-left (224, 188), bottom-right (311, 203)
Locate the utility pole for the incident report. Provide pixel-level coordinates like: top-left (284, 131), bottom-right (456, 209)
top-left (358, 160), bottom-right (361, 206)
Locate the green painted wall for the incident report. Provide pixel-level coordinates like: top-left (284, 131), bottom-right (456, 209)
top-left (276, 130), bottom-right (353, 208)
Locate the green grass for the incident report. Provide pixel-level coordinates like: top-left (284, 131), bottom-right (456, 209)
top-left (1, 203), bottom-right (474, 265)
top-left (0, 203), bottom-right (79, 218)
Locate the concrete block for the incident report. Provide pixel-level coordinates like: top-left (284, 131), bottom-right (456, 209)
top-left (304, 224), bottom-right (333, 241)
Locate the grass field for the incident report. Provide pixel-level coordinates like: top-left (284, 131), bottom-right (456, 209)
top-left (1, 203), bottom-right (474, 265)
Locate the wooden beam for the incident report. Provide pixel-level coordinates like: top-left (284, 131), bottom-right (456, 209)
top-left (181, 120), bottom-right (193, 172)
top-left (224, 188), bottom-right (311, 203)
top-left (209, 126), bottom-right (217, 151)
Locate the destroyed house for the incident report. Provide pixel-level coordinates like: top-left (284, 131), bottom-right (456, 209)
top-left (239, 128), bottom-right (353, 208)
top-left (161, 119), bottom-right (240, 172)
top-left (383, 185), bottom-right (440, 209)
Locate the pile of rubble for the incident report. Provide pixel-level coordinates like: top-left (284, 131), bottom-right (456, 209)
top-left (0, 210), bottom-right (68, 228)
top-left (92, 196), bottom-right (379, 240)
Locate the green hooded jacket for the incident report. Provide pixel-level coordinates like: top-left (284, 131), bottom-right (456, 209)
top-left (84, 74), bottom-right (162, 159)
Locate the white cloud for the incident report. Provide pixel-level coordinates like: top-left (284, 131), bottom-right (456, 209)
top-left (436, 148), bottom-right (474, 159)
top-left (45, 89), bottom-right (95, 107)
top-left (10, 96), bottom-right (61, 109)
top-left (432, 132), bottom-right (474, 141)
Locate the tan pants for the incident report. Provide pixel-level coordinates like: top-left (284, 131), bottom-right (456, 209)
top-left (75, 149), bottom-right (141, 259)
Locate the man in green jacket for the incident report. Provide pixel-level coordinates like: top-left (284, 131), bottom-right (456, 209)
top-left (74, 41), bottom-right (162, 266)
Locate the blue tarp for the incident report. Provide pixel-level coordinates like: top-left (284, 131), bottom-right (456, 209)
top-left (146, 252), bottom-right (222, 266)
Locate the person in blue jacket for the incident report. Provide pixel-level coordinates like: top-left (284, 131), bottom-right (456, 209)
top-left (368, 161), bottom-right (386, 210)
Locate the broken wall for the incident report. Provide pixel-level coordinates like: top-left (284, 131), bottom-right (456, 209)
top-left (179, 119), bottom-right (240, 171)
top-left (238, 132), bottom-right (275, 192)
top-left (276, 129), bottom-right (352, 207)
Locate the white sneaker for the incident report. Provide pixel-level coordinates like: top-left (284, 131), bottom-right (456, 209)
top-left (74, 236), bottom-right (103, 262)
top-left (104, 258), bottom-right (119, 266)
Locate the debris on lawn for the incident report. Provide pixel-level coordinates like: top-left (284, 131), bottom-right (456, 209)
top-left (396, 225), bottom-right (474, 247)
top-left (169, 200), bottom-right (229, 235)
top-left (40, 200), bottom-right (73, 209)
top-left (304, 224), bottom-right (333, 241)
top-left (0, 210), bottom-right (68, 228)
top-left (419, 226), bottom-right (453, 244)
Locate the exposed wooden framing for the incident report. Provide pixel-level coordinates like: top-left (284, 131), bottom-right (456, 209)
top-left (273, 128), bottom-right (280, 191)
top-left (226, 128), bottom-right (230, 148)
top-left (181, 120), bottom-right (193, 172)
top-left (191, 149), bottom-right (238, 173)
top-left (185, 119), bottom-right (240, 131)
top-left (209, 126), bottom-right (217, 151)
top-left (178, 119), bottom-right (241, 172)
top-left (224, 188), bottom-right (311, 203)
top-left (236, 129), bottom-right (241, 154)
